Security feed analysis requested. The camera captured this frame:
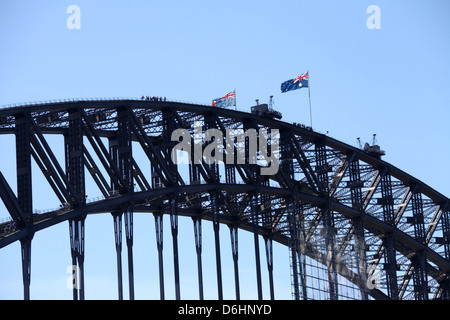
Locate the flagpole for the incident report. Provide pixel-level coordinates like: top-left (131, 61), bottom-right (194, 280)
top-left (234, 88), bottom-right (237, 110)
top-left (307, 70), bottom-right (312, 128)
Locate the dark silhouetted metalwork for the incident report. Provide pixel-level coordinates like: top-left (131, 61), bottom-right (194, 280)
top-left (0, 98), bottom-right (449, 300)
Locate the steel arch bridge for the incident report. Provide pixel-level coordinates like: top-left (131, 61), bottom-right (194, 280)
top-left (0, 98), bottom-right (449, 300)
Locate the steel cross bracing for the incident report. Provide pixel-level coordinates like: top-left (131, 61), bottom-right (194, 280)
top-left (0, 99), bottom-right (449, 300)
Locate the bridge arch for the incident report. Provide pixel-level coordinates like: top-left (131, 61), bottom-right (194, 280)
top-left (0, 98), bottom-right (449, 300)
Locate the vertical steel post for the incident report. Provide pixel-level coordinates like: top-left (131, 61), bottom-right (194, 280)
top-left (15, 112), bottom-right (33, 300)
top-left (226, 160), bottom-right (239, 300)
top-left (229, 225), bottom-right (240, 300)
top-left (109, 137), bottom-right (124, 300)
top-left (383, 233), bottom-right (398, 299)
top-left (170, 198), bottom-right (181, 299)
top-left (288, 199), bottom-right (307, 300)
top-left (115, 106), bottom-right (135, 299)
top-left (315, 141), bottom-right (338, 300)
top-left (289, 208), bottom-right (300, 300)
top-left (150, 118), bottom-right (165, 300)
top-left (281, 131), bottom-right (307, 300)
top-left (264, 236), bottom-right (275, 300)
top-left (69, 217), bottom-right (85, 300)
top-left (65, 108), bottom-right (86, 206)
top-left (441, 203), bottom-right (450, 262)
top-left (124, 210), bottom-right (134, 299)
top-left (411, 187), bottom-right (428, 300)
top-left (251, 193), bottom-right (263, 300)
top-left (379, 171), bottom-right (399, 299)
top-left (193, 217), bottom-right (204, 300)
top-left (65, 108), bottom-right (86, 300)
top-left (190, 137), bottom-right (204, 299)
top-left (411, 250), bottom-right (428, 300)
top-left (112, 212), bottom-right (123, 300)
top-left (162, 108), bottom-right (181, 300)
top-left (154, 212), bottom-right (165, 300)
top-left (348, 154), bottom-right (368, 299)
top-left (261, 176), bottom-right (275, 300)
top-left (211, 193), bottom-right (223, 300)
top-left (439, 203), bottom-right (450, 299)
top-left (204, 114), bottom-right (223, 300)
top-left (20, 238), bottom-right (32, 300)
top-left (411, 188), bottom-right (426, 244)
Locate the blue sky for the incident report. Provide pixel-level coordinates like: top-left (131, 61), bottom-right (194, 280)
top-left (0, 0), bottom-right (449, 299)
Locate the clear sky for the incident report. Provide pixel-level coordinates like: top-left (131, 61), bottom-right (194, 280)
top-left (0, 0), bottom-right (449, 300)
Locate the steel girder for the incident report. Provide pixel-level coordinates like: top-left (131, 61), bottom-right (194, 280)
top-left (0, 99), bottom-right (449, 300)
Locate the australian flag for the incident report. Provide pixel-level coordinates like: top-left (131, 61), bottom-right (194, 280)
top-left (212, 90), bottom-right (236, 108)
top-left (281, 72), bottom-right (309, 93)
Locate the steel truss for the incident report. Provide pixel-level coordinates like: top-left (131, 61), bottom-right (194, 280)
top-left (0, 99), bottom-right (449, 300)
